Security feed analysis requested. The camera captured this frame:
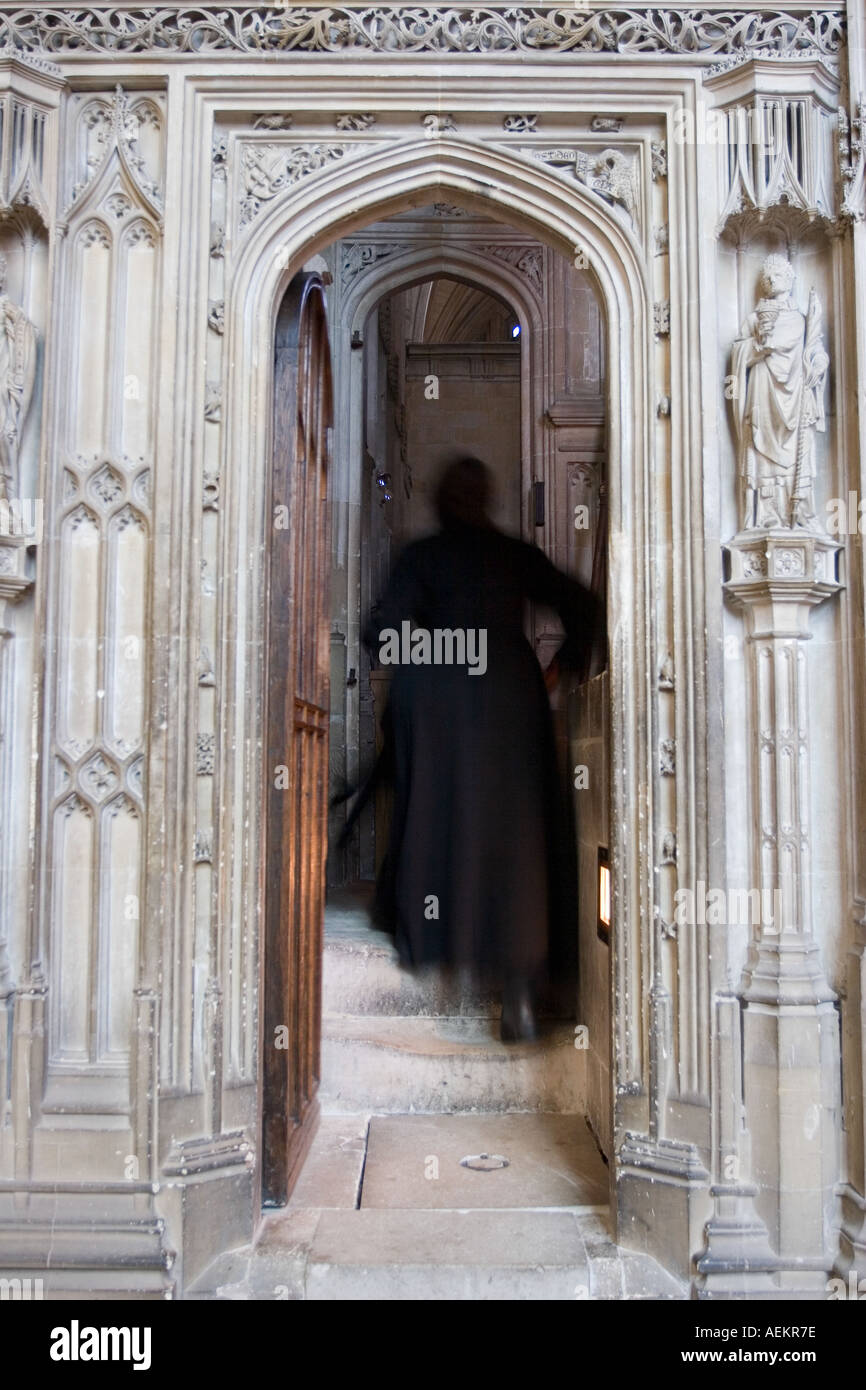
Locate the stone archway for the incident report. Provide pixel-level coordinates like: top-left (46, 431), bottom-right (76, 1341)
top-left (221, 138), bottom-right (663, 1253)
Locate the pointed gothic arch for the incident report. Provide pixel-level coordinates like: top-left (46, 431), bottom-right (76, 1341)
top-left (217, 136), bottom-right (660, 1236)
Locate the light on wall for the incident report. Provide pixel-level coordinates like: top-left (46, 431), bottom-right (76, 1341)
top-left (597, 846), bottom-right (610, 945)
top-left (511, 322), bottom-right (521, 338)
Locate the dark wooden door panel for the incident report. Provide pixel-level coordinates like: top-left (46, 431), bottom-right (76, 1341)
top-left (263, 273), bottom-right (332, 1206)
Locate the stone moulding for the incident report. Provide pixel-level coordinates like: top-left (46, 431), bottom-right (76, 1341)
top-left (0, 7), bottom-right (845, 59)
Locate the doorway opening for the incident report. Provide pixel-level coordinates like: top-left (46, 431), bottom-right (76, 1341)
top-left (262, 200), bottom-right (611, 1214)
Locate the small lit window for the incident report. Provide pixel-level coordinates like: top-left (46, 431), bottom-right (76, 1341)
top-left (597, 847), bottom-right (611, 945)
top-left (511, 322), bottom-right (521, 339)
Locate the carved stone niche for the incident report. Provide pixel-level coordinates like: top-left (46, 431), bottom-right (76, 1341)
top-left (0, 49), bottom-right (64, 224)
top-left (705, 58), bottom-right (839, 237)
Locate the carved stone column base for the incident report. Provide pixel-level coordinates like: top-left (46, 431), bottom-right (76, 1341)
top-left (696, 1183), bottom-right (780, 1297)
top-left (617, 1135), bottom-right (711, 1282)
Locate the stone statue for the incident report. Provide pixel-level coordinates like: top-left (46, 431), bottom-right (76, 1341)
top-left (0, 255), bottom-right (37, 504)
top-left (731, 254), bottom-right (828, 531)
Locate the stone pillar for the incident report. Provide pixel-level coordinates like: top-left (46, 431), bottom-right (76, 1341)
top-left (0, 536), bottom-right (32, 1141)
top-left (725, 528), bottom-right (842, 1284)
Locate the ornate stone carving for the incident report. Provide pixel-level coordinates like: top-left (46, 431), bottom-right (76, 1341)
top-left (838, 101), bottom-right (865, 224)
top-left (80, 751), bottom-right (119, 802)
top-left (239, 142), bottom-right (350, 228)
top-left (659, 739), bottom-right (676, 775)
top-left (336, 113), bottom-right (376, 132)
top-left (528, 147), bottom-right (638, 222)
top-left (204, 382), bottom-right (221, 422)
top-left (432, 203), bottom-right (468, 217)
top-left (651, 140), bottom-right (668, 180)
top-left (88, 462), bottom-right (123, 508)
top-left (0, 255), bottom-right (37, 504)
top-left (194, 829), bottom-right (213, 863)
top-left (253, 113), bottom-right (292, 131)
top-left (209, 222), bottom-right (225, 258)
top-left (658, 652), bottom-right (674, 688)
top-left (196, 732), bottom-right (215, 776)
top-left (0, 9), bottom-right (843, 58)
top-left (212, 132), bottom-right (227, 179)
top-left (68, 86), bottom-right (162, 215)
top-left (422, 113), bottom-right (456, 138)
top-left (203, 471), bottom-right (220, 511)
top-left (503, 114), bottom-right (536, 134)
top-left (654, 223), bottom-right (669, 255)
top-left (340, 241), bottom-right (406, 289)
top-left (207, 300), bottom-right (225, 335)
top-left (714, 86), bottom-right (836, 233)
top-left (660, 830), bottom-right (677, 865)
top-left (197, 646), bottom-right (216, 687)
top-left (731, 255), bottom-right (828, 531)
top-left (478, 244), bottom-right (543, 295)
top-left (591, 115), bottom-right (623, 133)
top-left (653, 300), bottom-right (670, 337)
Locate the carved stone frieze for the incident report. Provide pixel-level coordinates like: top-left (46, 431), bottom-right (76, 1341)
top-left (0, 8), bottom-right (844, 58)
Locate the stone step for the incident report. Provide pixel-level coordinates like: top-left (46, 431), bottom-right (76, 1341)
top-left (185, 1205), bottom-right (688, 1302)
top-left (305, 1209), bottom-right (588, 1300)
top-left (320, 1013), bottom-right (585, 1113)
top-left (322, 930), bottom-right (501, 1018)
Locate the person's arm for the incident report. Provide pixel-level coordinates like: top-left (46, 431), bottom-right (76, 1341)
top-left (523, 542), bottom-right (605, 682)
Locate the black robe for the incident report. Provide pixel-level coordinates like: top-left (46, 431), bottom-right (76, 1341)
top-left (363, 522), bottom-right (604, 994)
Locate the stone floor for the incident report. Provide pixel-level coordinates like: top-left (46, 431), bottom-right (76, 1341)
top-left (186, 1112), bottom-right (686, 1300)
top-left (185, 887), bottom-right (686, 1299)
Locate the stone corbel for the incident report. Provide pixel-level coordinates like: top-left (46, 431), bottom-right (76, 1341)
top-left (0, 533), bottom-right (34, 610)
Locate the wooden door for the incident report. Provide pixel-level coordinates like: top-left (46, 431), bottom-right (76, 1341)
top-left (263, 272), bottom-right (332, 1206)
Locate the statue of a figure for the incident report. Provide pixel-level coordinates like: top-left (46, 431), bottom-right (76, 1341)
top-left (731, 254), bottom-right (829, 531)
top-left (0, 255), bottom-right (37, 504)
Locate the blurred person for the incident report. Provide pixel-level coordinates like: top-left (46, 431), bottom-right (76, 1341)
top-left (361, 456), bottom-right (604, 1042)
